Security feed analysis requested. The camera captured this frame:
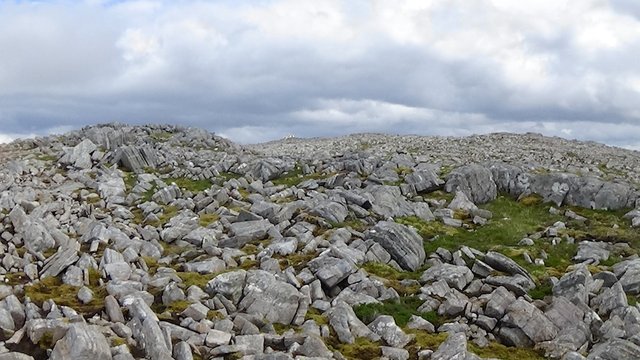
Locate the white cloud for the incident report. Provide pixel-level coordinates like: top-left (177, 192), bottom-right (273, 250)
top-left (0, 0), bottom-right (639, 147)
top-left (0, 134), bottom-right (15, 144)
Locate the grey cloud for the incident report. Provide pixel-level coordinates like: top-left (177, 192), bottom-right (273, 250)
top-left (0, 0), bottom-right (639, 147)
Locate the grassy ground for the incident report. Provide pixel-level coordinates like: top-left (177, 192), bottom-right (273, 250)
top-left (397, 193), bottom-right (637, 284)
top-left (24, 272), bottom-right (106, 316)
top-left (271, 165), bottom-right (329, 187)
top-left (361, 262), bottom-right (423, 296)
top-left (165, 177), bottom-right (212, 193)
top-left (353, 296), bottom-right (446, 328)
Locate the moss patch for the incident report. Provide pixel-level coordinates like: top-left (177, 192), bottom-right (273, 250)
top-left (176, 272), bottom-right (216, 289)
top-left (141, 256), bottom-right (159, 275)
top-left (150, 130), bottom-right (173, 142)
top-left (152, 299), bottom-right (192, 316)
top-left (276, 253), bottom-right (316, 272)
top-left (362, 262), bottom-right (422, 296)
top-left (304, 307), bottom-right (328, 325)
top-left (329, 337), bottom-right (382, 360)
top-left (24, 276), bottom-right (107, 315)
top-left (528, 279), bottom-right (554, 300)
top-left (422, 195), bottom-right (561, 253)
top-left (166, 177), bottom-right (212, 193)
top-left (271, 165), bottom-right (327, 187)
top-left (198, 213), bottom-right (220, 227)
top-left (562, 207), bottom-right (640, 249)
top-left (406, 330), bottom-right (449, 356)
top-left (123, 172), bottom-right (137, 192)
top-left (5, 272), bottom-right (29, 286)
top-left (329, 219), bottom-right (368, 232)
top-left (468, 341), bottom-right (545, 360)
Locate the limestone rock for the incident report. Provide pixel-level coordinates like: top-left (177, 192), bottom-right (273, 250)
top-left (421, 263), bottom-right (474, 291)
top-left (367, 315), bottom-right (412, 348)
top-left (365, 221), bottom-right (425, 271)
top-left (238, 270), bottom-right (303, 325)
top-left (49, 323), bottom-right (112, 360)
top-left (445, 164), bottom-right (497, 204)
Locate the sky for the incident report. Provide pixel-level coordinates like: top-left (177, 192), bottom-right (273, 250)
top-left (1, 0), bottom-right (640, 148)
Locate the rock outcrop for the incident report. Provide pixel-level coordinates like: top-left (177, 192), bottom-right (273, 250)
top-left (0, 124), bottom-right (636, 359)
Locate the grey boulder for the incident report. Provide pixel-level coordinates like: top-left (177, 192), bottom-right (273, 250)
top-left (49, 323), bottom-right (112, 360)
top-left (365, 221), bottom-right (425, 271)
top-left (308, 256), bottom-right (357, 288)
top-left (445, 164), bottom-right (497, 204)
top-left (367, 315), bottom-right (412, 348)
top-left (431, 332), bottom-right (479, 360)
top-left (238, 270), bottom-right (303, 325)
top-left (421, 263), bottom-right (474, 291)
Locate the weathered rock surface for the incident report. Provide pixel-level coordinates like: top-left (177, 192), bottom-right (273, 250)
top-left (49, 323), bottom-right (112, 360)
top-left (365, 221), bottom-right (425, 271)
top-left (238, 270), bottom-right (303, 325)
top-left (0, 124), bottom-right (637, 360)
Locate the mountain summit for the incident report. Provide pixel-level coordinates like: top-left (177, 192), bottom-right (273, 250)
top-left (0, 123), bottom-right (638, 359)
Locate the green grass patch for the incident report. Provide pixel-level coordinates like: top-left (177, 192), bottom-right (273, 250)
top-left (35, 154), bottom-right (58, 162)
top-left (272, 166), bottom-right (304, 187)
top-left (399, 195), bottom-right (562, 255)
top-left (156, 206), bottom-right (179, 227)
top-left (150, 131), bottom-right (173, 142)
top-left (111, 337), bottom-right (127, 347)
top-left (134, 205), bottom-right (178, 228)
top-left (501, 241), bottom-right (578, 280)
top-left (238, 259), bottom-right (259, 270)
top-left (396, 216), bottom-right (461, 250)
top-left (199, 213), bottom-right (220, 227)
top-left (271, 165), bottom-right (328, 187)
top-left (329, 219), bottom-right (368, 232)
top-left (219, 172), bottom-right (241, 181)
top-left (353, 297), bottom-right (445, 327)
top-left (406, 330), bottom-right (449, 355)
top-left (562, 207), bottom-right (640, 248)
top-left (131, 208), bottom-right (145, 225)
top-left (519, 193), bottom-right (543, 206)
top-left (362, 262), bottom-right (422, 296)
top-left (439, 164), bottom-right (455, 177)
top-left (528, 279), bottom-right (553, 300)
top-left (5, 272), bottom-right (29, 286)
top-left (152, 299), bottom-right (192, 316)
top-left (166, 177), bottom-right (212, 193)
top-left (397, 195), bottom-right (589, 281)
top-left (141, 256), bottom-right (159, 274)
top-left (123, 172), bottom-right (137, 192)
top-left (395, 166), bottom-right (413, 176)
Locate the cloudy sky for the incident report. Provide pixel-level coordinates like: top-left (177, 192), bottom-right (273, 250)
top-left (1, 0), bottom-right (640, 147)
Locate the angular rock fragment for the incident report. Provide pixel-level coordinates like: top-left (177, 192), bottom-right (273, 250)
top-left (421, 263), bottom-right (474, 291)
top-left (445, 164), bottom-right (497, 204)
top-left (49, 323), bottom-right (111, 360)
top-left (365, 221), bottom-right (425, 271)
top-left (238, 270), bottom-right (303, 325)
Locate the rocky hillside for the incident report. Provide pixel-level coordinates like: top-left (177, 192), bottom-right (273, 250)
top-left (0, 123), bottom-right (639, 360)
